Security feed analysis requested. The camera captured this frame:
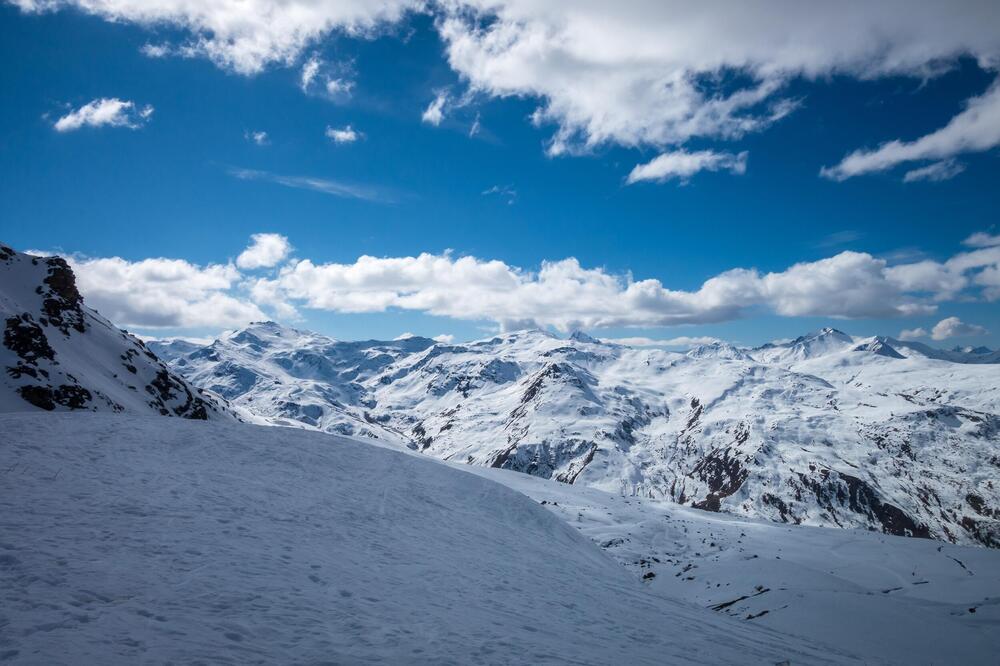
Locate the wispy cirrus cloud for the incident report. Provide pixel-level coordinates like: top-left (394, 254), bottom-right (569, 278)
top-left (228, 167), bottom-right (389, 202)
top-left (822, 82), bottom-right (1000, 181)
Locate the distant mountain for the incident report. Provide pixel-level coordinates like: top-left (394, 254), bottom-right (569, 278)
top-left (1, 243), bottom-right (234, 420)
top-left (150, 321), bottom-right (434, 442)
top-left (159, 320), bottom-right (1000, 547)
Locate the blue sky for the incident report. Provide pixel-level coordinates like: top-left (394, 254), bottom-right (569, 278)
top-left (2, 2), bottom-right (999, 347)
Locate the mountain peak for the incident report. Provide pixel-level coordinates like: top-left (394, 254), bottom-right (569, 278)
top-left (569, 330), bottom-right (600, 344)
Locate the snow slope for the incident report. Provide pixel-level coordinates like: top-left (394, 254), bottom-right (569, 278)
top-left (0, 412), bottom-right (850, 665)
top-left (0, 244), bottom-right (232, 420)
top-left (157, 322), bottom-right (1000, 548)
top-left (469, 465), bottom-right (1000, 665)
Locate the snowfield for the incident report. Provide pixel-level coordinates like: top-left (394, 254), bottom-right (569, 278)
top-left (0, 413), bottom-right (850, 665)
top-left (468, 465), bottom-right (1000, 665)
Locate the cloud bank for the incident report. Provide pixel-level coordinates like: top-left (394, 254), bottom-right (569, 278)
top-left (52, 231), bottom-right (1000, 333)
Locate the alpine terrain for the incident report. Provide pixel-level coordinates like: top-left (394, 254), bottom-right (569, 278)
top-left (153, 321), bottom-right (1000, 548)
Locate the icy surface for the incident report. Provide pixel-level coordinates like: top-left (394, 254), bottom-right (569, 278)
top-left (0, 413), bottom-right (850, 665)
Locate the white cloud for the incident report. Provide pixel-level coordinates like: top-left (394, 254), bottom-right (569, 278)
top-left (229, 167), bottom-right (387, 202)
top-left (300, 55), bottom-right (322, 91)
top-left (421, 91), bottom-right (448, 126)
top-left (897, 327), bottom-right (928, 341)
top-left (236, 233), bottom-right (291, 269)
top-left (963, 231), bottom-right (1000, 248)
top-left (140, 43), bottom-right (171, 58)
top-left (433, 333), bottom-right (455, 344)
top-left (902, 159), bottom-right (965, 183)
top-left (626, 150), bottom-right (747, 184)
top-left (325, 78), bottom-right (354, 97)
top-left (245, 130), bottom-right (269, 145)
top-left (822, 82), bottom-right (1000, 181)
top-left (68, 255), bottom-right (265, 329)
top-left (14, 0), bottom-right (412, 75)
top-left (437, 1), bottom-right (1000, 156)
top-left (325, 125), bottom-right (361, 143)
top-left (930, 316), bottom-right (988, 340)
top-left (251, 248), bottom-right (962, 332)
top-left (884, 260), bottom-right (967, 299)
top-left (300, 54), bottom-right (356, 98)
top-left (53, 98), bottom-right (153, 132)
top-left (482, 184), bottom-right (516, 205)
top-left (39, 230), bottom-right (1000, 334)
top-left (20, 1), bottom-right (1000, 175)
top-left (601, 336), bottom-right (721, 348)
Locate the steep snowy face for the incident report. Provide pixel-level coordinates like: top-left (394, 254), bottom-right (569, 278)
top-left (161, 321), bottom-right (1000, 548)
top-left (0, 244), bottom-right (233, 420)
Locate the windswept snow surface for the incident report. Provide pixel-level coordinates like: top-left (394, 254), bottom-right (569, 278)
top-left (0, 413), bottom-right (848, 665)
top-left (158, 322), bottom-right (1000, 548)
top-left (469, 465), bottom-right (1000, 665)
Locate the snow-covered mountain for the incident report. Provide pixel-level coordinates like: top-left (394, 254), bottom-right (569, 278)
top-left (156, 321), bottom-right (1000, 548)
top-left (0, 243), bottom-right (233, 420)
top-left (149, 322), bottom-right (433, 442)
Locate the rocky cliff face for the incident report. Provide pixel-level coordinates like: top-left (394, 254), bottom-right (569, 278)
top-left (0, 243), bottom-right (235, 420)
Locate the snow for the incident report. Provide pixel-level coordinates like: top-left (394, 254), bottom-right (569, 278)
top-left (155, 322), bottom-right (1000, 547)
top-left (467, 465), bottom-right (1000, 665)
top-left (0, 412), bottom-right (850, 665)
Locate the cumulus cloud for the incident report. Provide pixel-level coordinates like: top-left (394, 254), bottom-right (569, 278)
top-left (19, 1), bottom-right (1000, 178)
top-left (897, 327), bottom-right (928, 341)
top-left (14, 0), bottom-right (412, 75)
top-left (68, 255), bottom-right (265, 329)
top-left (246, 249), bottom-right (951, 332)
top-left (245, 130), bottom-right (269, 145)
top-left (53, 98), bottom-right (153, 132)
top-left (822, 82), bottom-right (1000, 181)
top-left (300, 54), bottom-right (356, 98)
top-left (421, 91), bottom-right (448, 126)
top-left (236, 233), bottom-right (291, 269)
top-left (34, 228), bottom-right (1000, 334)
top-left (437, 1), bottom-right (1000, 156)
top-left (300, 55), bottom-right (322, 91)
top-left (433, 333), bottom-right (455, 344)
top-left (963, 231), bottom-right (1000, 248)
top-left (325, 125), bottom-right (361, 143)
top-left (627, 150), bottom-right (747, 184)
top-left (930, 316), bottom-right (988, 340)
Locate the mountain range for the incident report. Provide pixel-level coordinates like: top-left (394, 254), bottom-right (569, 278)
top-left (150, 322), bottom-right (1000, 548)
top-left (3, 243), bottom-right (999, 663)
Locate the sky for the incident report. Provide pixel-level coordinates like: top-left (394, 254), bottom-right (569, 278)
top-left (2, 1), bottom-right (1000, 348)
